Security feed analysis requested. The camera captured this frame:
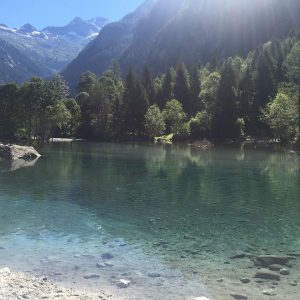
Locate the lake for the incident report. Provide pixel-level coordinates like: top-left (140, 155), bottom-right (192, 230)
top-left (0, 142), bottom-right (299, 299)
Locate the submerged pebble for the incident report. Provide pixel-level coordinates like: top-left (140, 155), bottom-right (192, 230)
top-left (83, 273), bottom-right (100, 279)
top-left (230, 293), bottom-right (248, 300)
top-left (262, 289), bottom-right (277, 296)
top-left (118, 279), bottom-right (131, 288)
top-left (101, 253), bottom-right (114, 260)
top-left (147, 273), bottom-right (161, 278)
top-left (240, 278), bottom-right (250, 284)
top-left (289, 281), bottom-right (297, 286)
top-left (279, 268), bottom-right (289, 275)
top-left (255, 269), bottom-right (280, 281)
top-left (96, 263), bottom-right (106, 269)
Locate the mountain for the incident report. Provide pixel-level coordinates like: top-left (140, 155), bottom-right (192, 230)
top-left (0, 40), bottom-right (51, 84)
top-left (17, 23), bottom-right (37, 35)
top-left (0, 17), bottom-right (109, 84)
top-left (62, 0), bottom-right (158, 89)
top-left (43, 16), bottom-right (107, 38)
top-left (62, 0), bottom-right (300, 89)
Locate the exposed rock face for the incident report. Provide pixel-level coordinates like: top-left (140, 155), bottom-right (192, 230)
top-left (0, 144), bottom-right (41, 161)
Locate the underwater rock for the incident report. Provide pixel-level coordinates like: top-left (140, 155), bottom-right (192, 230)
top-left (279, 268), bottom-right (289, 275)
top-left (147, 273), bottom-right (161, 278)
top-left (118, 279), bottom-right (130, 288)
top-left (230, 293), bottom-right (248, 300)
top-left (104, 262), bottom-right (114, 267)
top-left (255, 269), bottom-right (280, 281)
top-left (0, 144), bottom-right (41, 161)
top-left (96, 263), bottom-right (106, 268)
top-left (255, 255), bottom-right (290, 267)
top-left (262, 289), bottom-right (277, 296)
top-left (240, 278), bottom-right (250, 284)
top-left (83, 273), bottom-right (100, 279)
top-left (101, 253), bottom-right (114, 260)
top-left (269, 264), bottom-right (283, 271)
top-left (289, 281), bottom-right (297, 286)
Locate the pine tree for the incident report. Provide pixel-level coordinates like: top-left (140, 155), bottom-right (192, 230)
top-left (159, 68), bottom-right (174, 108)
top-left (190, 66), bottom-right (202, 112)
top-left (213, 59), bottom-right (240, 140)
top-left (142, 66), bottom-right (155, 105)
top-left (174, 63), bottom-right (193, 115)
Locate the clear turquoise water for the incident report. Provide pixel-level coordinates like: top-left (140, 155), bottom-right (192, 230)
top-left (0, 142), bottom-right (299, 299)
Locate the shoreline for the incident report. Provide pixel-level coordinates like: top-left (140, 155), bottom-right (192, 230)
top-left (0, 267), bottom-right (117, 300)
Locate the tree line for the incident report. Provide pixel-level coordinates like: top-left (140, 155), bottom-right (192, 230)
top-left (0, 31), bottom-right (299, 145)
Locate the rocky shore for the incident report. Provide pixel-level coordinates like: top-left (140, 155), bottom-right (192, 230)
top-left (0, 268), bottom-right (116, 300)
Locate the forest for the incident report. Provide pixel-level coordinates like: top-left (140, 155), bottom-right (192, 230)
top-left (0, 30), bottom-right (299, 145)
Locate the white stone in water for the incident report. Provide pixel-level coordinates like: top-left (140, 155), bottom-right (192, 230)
top-left (280, 268), bottom-right (289, 275)
top-left (118, 279), bottom-right (131, 288)
top-left (0, 267), bottom-right (11, 274)
top-left (192, 297), bottom-right (210, 300)
top-left (262, 289), bottom-right (277, 296)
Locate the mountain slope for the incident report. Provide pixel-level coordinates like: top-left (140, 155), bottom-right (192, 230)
top-left (0, 17), bottom-right (109, 84)
top-left (0, 40), bottom-right (51, 84)
top-left (63, 0), bottom-right (300, 89)
top-left (62, 0), bottom-right (158, 89)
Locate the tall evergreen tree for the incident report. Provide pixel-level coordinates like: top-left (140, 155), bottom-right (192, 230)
top-left (190, 66), bottom-right (202, 112)
top-left (122, 70), bottom-right (137, 135)
top-left (158, 68), bottom-right (174, 108)
top-left (142, 66), bottom-right (155, 105)
top-left (252, 48), bottom-right (276, 135)
top-left (213, 59), bottom-right (240, 140)
top-left (174, 63), bottom-right (193, 115)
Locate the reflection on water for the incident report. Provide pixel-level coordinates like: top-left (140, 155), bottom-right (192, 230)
top-left (0, 142), bottom-right (299, 299)
top-left (0, 158), bottom-right (39, 173)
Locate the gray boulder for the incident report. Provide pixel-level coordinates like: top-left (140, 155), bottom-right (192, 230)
top-left (0, 144), bottom-right (41, 161)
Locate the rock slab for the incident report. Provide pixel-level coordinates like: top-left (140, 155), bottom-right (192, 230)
top-left (255, 269), bottom-right (280, 281)
top-left (230, 294), bottom-right (248, 300)
top-left (0, 144), bottom-right (41, 161)
top-left (255, 255), bottom-right (290, 267)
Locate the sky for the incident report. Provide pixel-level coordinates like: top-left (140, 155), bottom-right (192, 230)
top-left (0, 0), bottom-right (145, 29)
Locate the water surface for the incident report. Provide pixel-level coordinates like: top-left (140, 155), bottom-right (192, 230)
top-left (0, 142), bottom-right (299, 299)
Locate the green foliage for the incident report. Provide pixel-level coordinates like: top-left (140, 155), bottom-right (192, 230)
top-left (263, 92), bottom-right (298, 144)
top-left (189, 111), bottom-right (210, 139)
top-left (1, 30), bottom-right (300, 145)
top-left (213, 59), bottom-right (240, 140)
top-left (174, 63), bottom-right (193, 115)
top-left (163, 99), bottom-right (187, 136)
top-left (46, 101), bottom-right (71, 139)
top-left (144, 105), bottom-right (165, 139)
top-left (155, 133), bottom-right (173, 144)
